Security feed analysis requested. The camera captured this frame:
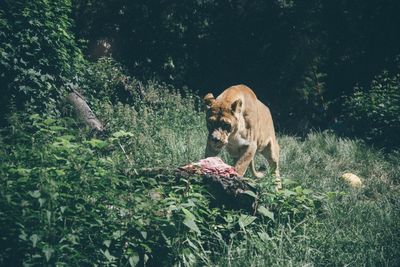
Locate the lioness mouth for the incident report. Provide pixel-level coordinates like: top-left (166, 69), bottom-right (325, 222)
top-left (208, 139), bottom-right (225, 148)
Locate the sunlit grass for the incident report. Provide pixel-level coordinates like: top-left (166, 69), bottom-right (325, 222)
top-left (219, 133), bottom-right (400, 266)
top-left (96, 85), bottom-right (399, 265)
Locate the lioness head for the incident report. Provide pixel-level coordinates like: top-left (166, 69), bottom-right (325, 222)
top-left (204, 93), bottom-right (242, 149)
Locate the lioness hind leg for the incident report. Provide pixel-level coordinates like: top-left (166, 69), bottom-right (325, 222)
top-left (261, 140), bottom-right (281, 189)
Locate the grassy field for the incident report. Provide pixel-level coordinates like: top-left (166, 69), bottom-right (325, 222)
top-left (217, 133), bottom-right (400, 266)
top-left (1, 83), bottom-right (399, 266)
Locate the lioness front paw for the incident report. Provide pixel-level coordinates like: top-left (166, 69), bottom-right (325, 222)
top-left (274, 177), bottom-right (282, 191)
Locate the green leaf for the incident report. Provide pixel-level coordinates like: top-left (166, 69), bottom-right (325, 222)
top-left (58, 135), bottom-right (75, 141)
top-left (60, 206), bottom-right (67, 214)
top-left (182, 208), bottom-right (200, 235)
top-left (238, 215), bottom-right (257, 229)
top-left (129, 253), bottom-right (140, 267)
top-left (112, 230), bottom-right (126, 239)
top-left (19, 230), bottom-right (27, 241)
top-left (103, 240), bottom-right (111, 248)
top-left (49, 125), bottom-right (66, 131)
top-left (30, 234), bottom-right (39, 248)
top-left (186, 238), bottom-right (199, 251)
top-left (282, 189), bottom-right (297, 197)
top-left (243, 190), bottom-right (257, 198)
top-left (183, 218), bottom-right (201, 235)
top-left (38, 198), bottom-right (46, 207)
top-left (55, 169), bottom-right (65, 176)
top-left (182, 207), bottom-right (195, 220)
top-left (51, 139), bottom-right (76, 149)
top-left (302, 189), bottom-right (313, 195)
top-left (43, 118), bottom-right (56, 125)
top-left (257, 231), bottom-right (270, 242)
top-left (85, 138), bottom-right (108, 149)
top-left (43, 246), bottom-right (54, 262)
top-left (15, 168), bottom-right (31, 176)
top-left (102, 249), bottom-right (116, 262)
top-left (257, 206), bottom-right (274, 221)
top-left (29, 190), bottom-right (41, 198)
top-left (30, 114), bottom-right (40, 120)
top-left (140, 231), bottom-right (147, 239)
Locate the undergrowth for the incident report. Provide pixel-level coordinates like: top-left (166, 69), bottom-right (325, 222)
top-left (0, 83), bottom-right (399, 266)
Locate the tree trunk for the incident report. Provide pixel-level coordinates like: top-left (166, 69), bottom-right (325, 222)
top-left (66, 90), bottom-right (104, 132)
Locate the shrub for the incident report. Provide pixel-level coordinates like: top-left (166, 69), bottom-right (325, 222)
top-left (78, 58), bottom-right (141, 106)
top-left (340, 71), bottom-right (400, 148)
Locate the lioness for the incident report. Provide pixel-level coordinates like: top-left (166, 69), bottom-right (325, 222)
top-left (204, 84), bottom-right (281, 188)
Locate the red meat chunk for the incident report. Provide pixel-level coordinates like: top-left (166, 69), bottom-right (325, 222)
top-left (179, 157), bottom-right (238, 177)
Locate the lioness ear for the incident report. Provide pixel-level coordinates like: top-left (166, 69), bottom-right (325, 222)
top-left (231, 99), bottom-right (242, 113)
top-left (203, 93), bottom-right (216, 108)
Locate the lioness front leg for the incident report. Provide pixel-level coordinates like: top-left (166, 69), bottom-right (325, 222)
top-left (234, 143), bottom-right (258, 177)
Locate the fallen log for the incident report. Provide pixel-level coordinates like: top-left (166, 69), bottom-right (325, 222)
top-left (201, 172), bottom-right (257, 210)
top-left (66, 90), bottom-right (104, 132)
top-left (136, 161), bottom-right (258, 211)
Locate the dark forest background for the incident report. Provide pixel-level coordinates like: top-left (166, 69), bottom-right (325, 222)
top-left (1, 0), bottom-right (400, 147)
top-left (72, 0), bottom-right (400, 135)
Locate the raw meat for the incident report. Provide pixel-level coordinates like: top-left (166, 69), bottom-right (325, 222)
top-left (179, 157), bottom-right (238, 177)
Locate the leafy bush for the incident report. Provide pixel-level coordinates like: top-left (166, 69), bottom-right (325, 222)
top-left (0, 0), bottom-right (86, 123)
top-left (341, 71), bottom-right (400, 148)
top-left (0, 113), bottom-right (321, 266)
top-left (78, 58), bottom-right (141, 106)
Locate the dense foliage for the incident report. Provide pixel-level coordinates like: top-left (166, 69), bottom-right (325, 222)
top-left (72, 0), bottom-right (400, 136)
top-left (342, 71), bottom-right (400, 148)
top-left (0, 0), bottom-right (85, 124)
top-left (1, 0), bottom-right (400, 147)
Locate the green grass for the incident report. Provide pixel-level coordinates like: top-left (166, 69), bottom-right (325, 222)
top-left (1, 83), bottom-right (399, 266)
top-left (218, 133), bottom-right (400, 266)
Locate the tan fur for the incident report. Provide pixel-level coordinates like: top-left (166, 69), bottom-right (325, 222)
top-left (204, 85), bottom-right (281, 189)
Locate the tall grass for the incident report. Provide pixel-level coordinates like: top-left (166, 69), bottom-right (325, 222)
top-left (221, 133), bottom-right (400, 266)
top-left (95, 80), bottom-right (208, 168)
